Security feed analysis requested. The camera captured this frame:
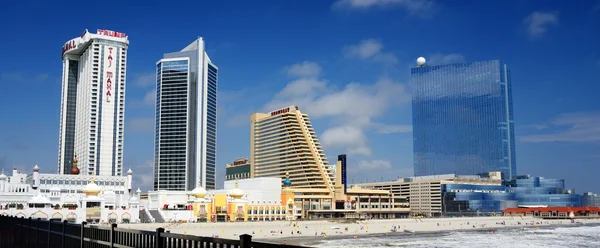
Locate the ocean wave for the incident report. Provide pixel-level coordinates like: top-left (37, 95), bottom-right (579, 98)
top-left (313, 225), bottom-right (600, 248)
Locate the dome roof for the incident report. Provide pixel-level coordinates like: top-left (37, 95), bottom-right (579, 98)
top-left (136, 188), bottom-right (142, 194)
top-left (0, 171), bottom-right (6, 179)
top-left (83, 180), bottom-right (102, 196)
top-left (228, 180), bottom-right (244, 199)
top-left (127, 168), bottom-right (133, 175)
top-left (33, 164), bottom-right (40, 172)
top-left (191, 184), bottom-right (208, 198)
top-left (283, 172), bottom-right (292, 186)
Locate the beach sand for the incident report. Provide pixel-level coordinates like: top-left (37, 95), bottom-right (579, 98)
top-left (118, 217), bottom-right (600, 246)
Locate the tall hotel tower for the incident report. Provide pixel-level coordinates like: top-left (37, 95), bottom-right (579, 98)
top-left (154, 38), bottom-right (218, 191)
top-left (250, 106), bottom-right (334, 190)
top-left (411, 59), bottom-right (516, 179)
top-left (58, 29), bottom-right (129, 176)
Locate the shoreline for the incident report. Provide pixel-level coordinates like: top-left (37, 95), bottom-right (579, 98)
top-left (119, 217), bottom-right (600, 246)
top-left (275, 222), bottom-right (600, 246)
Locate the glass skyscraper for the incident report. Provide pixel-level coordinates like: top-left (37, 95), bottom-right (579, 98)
top-left (154, 38), bottom-right (218, 191)
top-left (411, 60), bottom-right (516, 179)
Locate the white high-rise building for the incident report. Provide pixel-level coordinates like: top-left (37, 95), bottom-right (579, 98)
top-left (57, 29), bottom-right (129, 176)
top-left (154, 38), bottom-right (218, 191)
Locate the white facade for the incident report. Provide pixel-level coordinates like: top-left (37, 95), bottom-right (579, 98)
top-left (223, 178), bottom-right (282, 206)
top-left (58, 29), bottom-right (129, 176)
top-left (0, 165), bottom-right (139, 224)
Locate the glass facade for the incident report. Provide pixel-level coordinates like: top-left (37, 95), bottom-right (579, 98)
top-left (584, 193), bottom-right (600, 207)
top-left (154, 60), bottom-right (189, 191)
top-left (442, 184), bottom-right (517, 216)
top-left (411, 60), bottom-right (516, 179)
top-left (60, 60), bottom-right (79, 174)
top-left (205, 64), bottom-right (218, 189)
top-left (225, 164), bottom-right (250, 181)
top-left (505, 175), bottom-right (582, 207)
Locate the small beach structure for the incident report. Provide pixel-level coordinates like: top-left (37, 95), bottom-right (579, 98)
top-left (503, 207), bottom-right (600, 219)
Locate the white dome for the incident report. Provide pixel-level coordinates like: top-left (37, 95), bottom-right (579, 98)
top-left (127, 168), bottom-right (133, 175)
top-left (136, 188), bottom-right (142, 194)
top-left (83, 181), bottom-right (102, 196)
top-left (33, 165), bottom-right (40, 171)
top-left (417, 57), bottom-right (426, 67)
top-left (228, 181), bottom-right (244, 199)
top-left (229, 188), bottom-right (244, 198)
top-left (191, 185), bottom-right (208, 198)
top-left (0, 172), bottom-right (6, 179)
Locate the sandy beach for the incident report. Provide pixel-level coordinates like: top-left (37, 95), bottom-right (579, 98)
top-left (118, 217), bottom-right (600, 246)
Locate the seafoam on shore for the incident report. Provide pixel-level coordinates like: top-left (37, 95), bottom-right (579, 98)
top-left (308, 224), bottom-right (600, 248)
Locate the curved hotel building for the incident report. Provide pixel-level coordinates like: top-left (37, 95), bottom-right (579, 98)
top-left (58, 29), bottom-right (129, 176)
top-left (250, 105), bottom-right (334, 190)
top-left (154, 38), bottom-right (218, 191)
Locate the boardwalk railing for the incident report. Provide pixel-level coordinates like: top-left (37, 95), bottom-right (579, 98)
top-left (0, 216), bottom-right (308, 248)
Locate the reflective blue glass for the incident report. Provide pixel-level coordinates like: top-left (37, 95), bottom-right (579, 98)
top-left (411, 60), bottom-right (516, 179)
top-left (506, 176), bottom-right (581, 207)
top-left (516, 194), bottom-right (582, 207)
top-left (442, 184), bottom-right (517, 216)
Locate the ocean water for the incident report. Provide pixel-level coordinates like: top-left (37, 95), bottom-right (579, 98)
top-left (310, 225), bottom-right (600, 248)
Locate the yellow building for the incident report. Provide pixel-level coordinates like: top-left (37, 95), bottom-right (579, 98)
top-left (250, 105), bottom-right (334, 190)
top-left (147, 178), bottom-right (297, 223)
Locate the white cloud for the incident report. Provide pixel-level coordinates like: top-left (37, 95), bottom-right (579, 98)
top-left (131, 160), bottom-right (154, 191)
top-left (127, 117), bottom-right (154, 133)
top-left (134, 73), bottom-right (155, 87)
top-left (321, 126), bottom-right (371, 155)
top-left (357, 160), bottom-right (392, 170)
top-left (143, 89), bottom-right (156, 105)
top-left (373, 123), bottom-right (412, 134)
top-left (427, 53), bottom-right (465, 65)
top-left (333, 0), bottom-right (435, 15)
top-left (343, 39), bottom-right (398, 63)
top-left (523, 11), bottom-right (559, 39)
top-left (520, 112), bottom-right (600, 143)
top-left (219, 90), bottom-right (257, 127)
top-left (263, 61), bottom-right (410, 155)
top-left (285, 61), bottom-right (322, 77)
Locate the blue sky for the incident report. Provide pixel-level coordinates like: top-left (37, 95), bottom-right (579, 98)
top-left (0, 0), bottom-right (599, 193)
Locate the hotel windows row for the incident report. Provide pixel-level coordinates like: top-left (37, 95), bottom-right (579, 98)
top-left (226, 173), bottom-right (250, 180)
top-left (39, 189), bottom-right (126, 194)
top-left (40, 179), bottom-right (125, 186)
top-left (247, 209), bottom-right (285, 215)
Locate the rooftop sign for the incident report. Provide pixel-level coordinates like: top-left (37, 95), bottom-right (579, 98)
top-left (97, 29), bottom-right (127, 38)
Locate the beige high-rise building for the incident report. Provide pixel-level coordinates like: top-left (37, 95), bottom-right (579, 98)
top-left (250, 105), bottom-right (334, 190)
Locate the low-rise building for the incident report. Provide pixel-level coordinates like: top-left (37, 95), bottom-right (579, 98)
top-left (225, 158), bottom-right (251, 181)
top-left (355, 172), bottom-right (512, 217)
top-left (503, 206), bottom-right (600, 219)
top-left (0, 161), bottom-right (139, 224)
top-left (583, 192), bottom-right (600, 207)
top-left (504, 175), bottom-right (583, 207)
top-left (143, 159), bottom-right (410, 222)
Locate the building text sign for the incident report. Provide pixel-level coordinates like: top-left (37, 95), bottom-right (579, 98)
top-left (97, 29), bottom-right (127, 38)
top-left (270, 107), bottom-right (290, 116)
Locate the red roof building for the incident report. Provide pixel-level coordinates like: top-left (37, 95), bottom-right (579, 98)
top-left (503, 207), bottom-right (600, 218)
